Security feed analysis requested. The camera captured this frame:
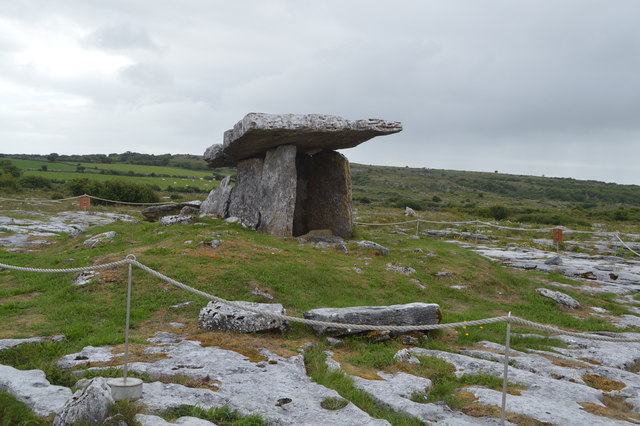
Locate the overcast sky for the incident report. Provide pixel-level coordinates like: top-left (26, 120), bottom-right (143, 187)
top-left (1, 1), bottom-right (639, 184)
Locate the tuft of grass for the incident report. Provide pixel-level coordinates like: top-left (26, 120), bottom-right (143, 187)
top-left (0, 342), bottom-right (76, 387)
top-left (160, 405), bottom-right (266, 425)
top-left (320, 396), bottom-right (349, 410)
top-left (0, 391), bottom-right (50, 426)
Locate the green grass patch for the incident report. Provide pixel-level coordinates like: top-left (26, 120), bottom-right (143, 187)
top-left (0, 391), bottom-right (50, 426)
top-left (160, 405), bottom-right (266, 425)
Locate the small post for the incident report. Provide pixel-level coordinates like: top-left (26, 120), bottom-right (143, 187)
top-left (553, 228), bottom-right (563, 253)
top-left (78, 194), bottom-right (91, 211)
top-left (415, 220), bottom-right (420, 237)
top-left (500, 312), bottom-right (512, 425)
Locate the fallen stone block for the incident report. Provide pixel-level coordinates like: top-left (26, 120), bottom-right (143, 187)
top-left (355, 240), bottom-right (389, 255)
top-left (159, 215), bottom-right (197, 226)
top-left (536, 288), bottom-right (581, 309)
top-left (303, 303), bottom-right (441, 336)
top-left (199, 301), bottom-right (289, 333)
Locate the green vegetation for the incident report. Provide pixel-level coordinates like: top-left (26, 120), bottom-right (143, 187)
top-left (0, 391), bottom-right (49, 426)
top-left (160, 405), bottom-right (265, 425)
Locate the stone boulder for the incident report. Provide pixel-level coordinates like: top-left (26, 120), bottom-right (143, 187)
top-left (200, 175), bottom-right (233, 217)
top-left (199, 301), bottom-right (289, 333)
top-left (355, 240), bottom-right (390, 256)
top-left (141, 202), bottom-right (200, 220)
top-left (53, 378), bottom-right (114, 426)
top-left (82, 231), bottom-right (116, 247)
top-left (303, 303), bottom-right (441, 336)
top-left (159, 215), bottom-right (197, 226)
top-left (536, 288), bottom-right (581, 309)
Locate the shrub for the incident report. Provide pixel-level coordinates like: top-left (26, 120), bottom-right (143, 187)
top-left (19, 175), bottom-right (51, 189)
top-left (66, 178), bottom-right (159, 204)
top-left (480, 205), bottom-right (510, 220)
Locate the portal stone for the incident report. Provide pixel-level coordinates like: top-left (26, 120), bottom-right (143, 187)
top-left (257, 144), bottom-right (298, 236)
top-left (200, 175), bottom-right (233, 217)
top-left (228, 158), bottom-right (263, 228)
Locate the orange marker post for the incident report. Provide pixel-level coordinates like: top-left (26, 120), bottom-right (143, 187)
top-left (79, 195), bottom-right (91, 211)
top-left (552, 228), bottom-right (563, 252)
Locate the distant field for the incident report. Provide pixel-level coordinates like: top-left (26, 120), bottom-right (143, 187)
top-left (74, 162), bottom-right (215, 177)
top-left (22, 170), bottom-right (218, 191)
top-left (1, 157), bottom-right (77, 171)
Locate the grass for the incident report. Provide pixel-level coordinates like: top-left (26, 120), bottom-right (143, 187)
top-left (160, 405), bottom-right (266, 425)
top-left (0, 391), bottom-right (50, 426)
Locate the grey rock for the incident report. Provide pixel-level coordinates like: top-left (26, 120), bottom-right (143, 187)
top-left (227, 158), bottom-right (263, 228)
top-left (225, 216), bottom-right (240, 224)
top-left (355, 240), bottom-right (389, 255)
top-left (393, 348), bottom-right (420, 364)
top-left (200, 175), bottom-right (233, 217)
top-left (303, 303), bottom-right (441, 336)
top-left (170, 301), bottom-right (194, 309)
top-left (141, 204), bottom-right (185, 220)
top-left (169, 322), bottom-right (187, 329)
top-left (409, 279), bottom-right (426, 289)
top-left (73, 271), bottom-right (100, 286)
top-left (326, 337), bottom-right (343, 346)
top-left (256, 144), bottom-right (297, 236)
top-left (199, 301), bottom-right (289, 333)
top-left (450, 285), bottom-right (468, 290)
top-left (303, 150), bottom-right (353, 238)
top-left (251, 287), bottom-right (274, 300)
top-left (159, 215), bottom-right (196, 226)
top-left (179, 206), bottom-right (200, 216)
top-left (203, 143), bottom-right (234, 168)
top-left (82, 231), bottom-right (116, 247)
top-left (58, 346), bottom-right (118, 369)
top-left (385, 263), bottom-right (416, 275)
top-left (314, 241), bottom-right (331, 249)
top-left (0, 337), bottom-right (44, 351)
top-left (544, 255), bottom-right (563, 265)
top-left (124, 340), bottom-right (388, 425)
top-left (434, 272), bottom-right (453, 278)
top-left (136, 414), bottom-right (216, 425)
top-left (148, 332), bottom-right (185, 345)
top-left (536, 288), bottom-right (581, 309)
top-left (208, 113), bottom-right (402, 166)
top-left (405, 206), bottom-right (417, 217)
top-left (299, 229), bottom-right (344, 244)
top-left (53, 377), bottom-right (114, 426)
top-left (0, 364), bottom-right (72, 417)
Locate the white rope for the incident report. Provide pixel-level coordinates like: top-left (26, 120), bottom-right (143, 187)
top-left (87, 195), bottom-right (177, 206)
top-left (615, 234), bottom-right (640, 257)
top-left (0, 195), bottom-right (82, 203)
top-left (2, 257), bottom-right (640, 342)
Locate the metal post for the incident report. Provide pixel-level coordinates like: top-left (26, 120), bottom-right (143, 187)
top-left (500, 312), bottom-right (512, 425)
top-left (415, 220), bottom-right (420, 237)
top-left (123, 255), bottom-right (135, 383)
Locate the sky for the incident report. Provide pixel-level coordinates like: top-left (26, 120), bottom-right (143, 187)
top-left (1, 1), bottom-right (639, 185)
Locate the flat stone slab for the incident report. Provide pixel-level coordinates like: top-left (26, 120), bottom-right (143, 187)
top-left (199, 301), bottom-right (289, 333)
top-left (303, 303), bottom-right (441, 336)
top-left (0, 364), bottom-right (72, 417)
top-left (204, 113), bottom-right (402, 166)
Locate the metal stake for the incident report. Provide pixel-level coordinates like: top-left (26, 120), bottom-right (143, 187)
top-left (500, 312), bottom-right (512, 425)
top-left (415, 220), bottom-right (420, 237)
top-left (123, 255), bottom-right (135, 383)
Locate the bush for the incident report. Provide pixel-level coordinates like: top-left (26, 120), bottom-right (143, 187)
top-left (66, 178), bottom-right (160, 204)
top-left (480, 205), bottom-right (510, 220)
top-left (516, 213), bottom-right (590, 227)
top-left (19, 175), bottom-right (51, 189)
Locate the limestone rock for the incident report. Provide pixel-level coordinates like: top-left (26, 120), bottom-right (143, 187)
top-left (0, 337), bottom-right (44, 351)
top-left (257, 144), bottom-right (297, 236)
top-left (209, 113), bottom-right (402, 165)
top-left (200, 175), bottom-right (233, 217)
top-left (57, 346), bottom-right (117, 369)
top-left (227, 158), bottom-right (263, 228)
top-left (385, 263), bottom-right (416, 275)
top-left (136, 414), bottom-right (216, 425)
top-left (179, 206), bottom-right (200, 216)
top-left (303, 303), bottom-right (441, 336)
top-left (203, 143), bottom-right (234, 168)
top-left (298, 229), bottom-right (344, 244)
top-left (536, 288), bottom-right (581, 309)
top-left (82, 231), bottom-right (116, 247)
top-left (355, 240), bottom-right (389, 255)
top-left (199, 301), bottom-right (289, 333)
top-left (303, 150), bottom-right (353, 238)
top-left (159, 215), bottom-right (196, 226)
top-left (141, 204), bottom-right (184, 220)
top-left (0, 364), bottom-right (72, 417)
top-left (53, 377), bottom-right (114, 426)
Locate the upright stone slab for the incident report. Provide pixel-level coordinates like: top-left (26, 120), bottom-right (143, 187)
top-left (305, 151), bottom-right (353, 238)
top-left (257, 145), bottom-right (298, 236)
top-left (228, 158), bottom-right (263, 228)
top-left (200, 175), bottom-right (233, 217)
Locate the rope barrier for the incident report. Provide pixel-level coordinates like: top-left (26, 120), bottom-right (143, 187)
top-left (86, 195), bottom-right (177, 206)
top-left (0, 195), bottom-right (82, 203)
top-left (615, 234), bottom-right (640, 258)
top-left (0, 194), bottom-right (177, 206)
top-left (1, 257), bottom-right (639, 341)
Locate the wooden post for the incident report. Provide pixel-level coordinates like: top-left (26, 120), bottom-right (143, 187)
top-left (79, 195), bottom-right (91, 211)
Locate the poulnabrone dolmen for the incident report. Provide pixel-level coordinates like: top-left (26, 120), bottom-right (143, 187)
top-left (201, 113), bottom-right (402, 238)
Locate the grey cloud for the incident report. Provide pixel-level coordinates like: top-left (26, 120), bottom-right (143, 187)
top-left (83, 21), bottom-right (159, 51)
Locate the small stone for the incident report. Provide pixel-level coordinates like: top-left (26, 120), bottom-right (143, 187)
top-left (434, 272), bottom-right (453, 278)
top-left (326, 337), bottom-right (343, 346)
top-left (159, 215), bottom-right (196, 226)
top-left (179, 206), bottom-right (200, 216)
top-left (413, 248), bottom-right (423, 253)
top-left (183, 240), bottom-right (193, 245)
top-left (545, 256), bottom-right (563, 266)
top-left (225, 216), bottom-right (241, 224)
top-left (314, 241), bottom-right (331, 249)
top-left (73, 271), bottom-right (99, 286)
top-left (393, 348), bottom-right (420, 364)
top-left (409, 279), bottom-right (426, 290)
top-left (385, 263), bottom-right (416, 275)
top-left (401, 335), bottom-right (420, 346)
top-left (169, 322), bottom-right (187, 329)
top-left (355, 240), bottom-right (389, 256)
top-left (83, 231), bottom-right (116, 247)
top-left (353, 267), bottom-right (364, 274)
top-left (405, 207), bottom-right (417, 217)
top-left (450, 285), bottom-right (468, 290)
top-left (170, 301), bottom-right (194, 309)
top-left (251, 287), bottom-right (274, 300)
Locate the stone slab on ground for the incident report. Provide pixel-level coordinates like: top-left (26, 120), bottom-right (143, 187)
top-left (0, 337), bottom-right (44, 351)
top-left (303, 303), bottom-right (441, 336)
top-left (0, 364), bottom-right (72, 417)
top-left (123, 340), bottom-right (389, 425)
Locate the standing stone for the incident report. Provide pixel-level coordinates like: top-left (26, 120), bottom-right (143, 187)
top-left (304, 150), bottom-right (353, 238)
top-left (53, 378), bottom-right (114, 426)
top-left (228, 158), bottom-right (264, 228)
top-left (200, 176), bottom-right (233, 217)
top-left (257, 145), bottom-right (297, 236)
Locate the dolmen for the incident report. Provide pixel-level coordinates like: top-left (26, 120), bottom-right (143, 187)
top-left (202, 113), bottom-right (402, 238)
